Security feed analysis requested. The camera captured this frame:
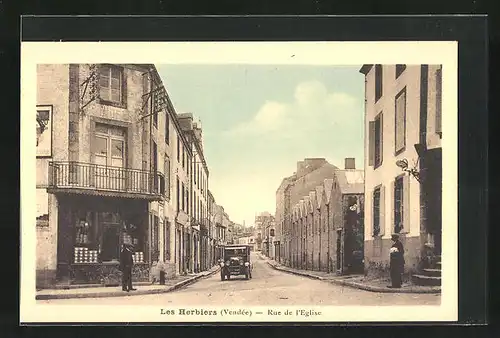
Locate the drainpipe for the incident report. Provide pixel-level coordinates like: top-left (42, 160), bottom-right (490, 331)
top-left (148, 70), bottom-right (154, 265)
top-left (419, 65), bottom-right (429, 255)
top-left (319, 210), bottom-right (322, 271)
top-left (327, 203), bottom-right (330, 273)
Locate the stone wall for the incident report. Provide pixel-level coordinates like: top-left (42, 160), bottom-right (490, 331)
top-left (364, 235), bottom-right (421, 280)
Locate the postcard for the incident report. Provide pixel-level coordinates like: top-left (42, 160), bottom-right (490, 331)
top-left (21, 41), bottom-right (458, 323)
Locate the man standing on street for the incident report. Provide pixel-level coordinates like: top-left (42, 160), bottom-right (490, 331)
top-left (120, 243), bottom-right (136, 292)
top-left (388, 234), bottom-right (405, 288)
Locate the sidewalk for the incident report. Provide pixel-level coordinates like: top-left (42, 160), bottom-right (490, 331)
top-left (259, 252), bottom-right (441, 294)
top-left (36, 265), bottom-right (220, 300)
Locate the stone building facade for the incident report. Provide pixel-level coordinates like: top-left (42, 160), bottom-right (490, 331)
top-left (207, 190), bottom-right (216, 268)
top-left (276, 158), bottom-right (364, 275)
top-left (177, 113), bottom-right (210, 273)
top-left (360, 64), bottom-right (442, 285)
top-left (35, 64), bottom-right (225, 288)
top-left (36, 64), bottom-right (168, 287)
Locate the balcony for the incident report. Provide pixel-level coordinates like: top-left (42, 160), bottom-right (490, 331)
top-left (48, 161), bottom-right (165, 201)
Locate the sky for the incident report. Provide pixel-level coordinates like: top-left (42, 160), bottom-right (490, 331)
top-left (157, 65), bottom-right (365, 227)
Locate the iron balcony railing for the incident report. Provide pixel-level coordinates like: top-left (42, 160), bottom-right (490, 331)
top-left (48, 161), bottom-right (165, 197)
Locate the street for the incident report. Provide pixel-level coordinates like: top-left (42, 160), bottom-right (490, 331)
top-left (38, 252), bottom-right (440, 306)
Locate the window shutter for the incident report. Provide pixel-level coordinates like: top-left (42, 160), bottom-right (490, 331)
top-left (368, 121), bottom-right (375, 166)
top-left (402, 174), bottom-right (410, 233)
top-left (435, 67), bottom-right (442, 135)
top-left (120, 68), bottom-right (127, 106)
top-left (390, 180), bottom-right (395, 234)
top-left (379, 185), bottom-right (385, 236)
top-left (379, 114), bottom-right (384, 164)
top-left (395, 89), bottom-right (406, 152)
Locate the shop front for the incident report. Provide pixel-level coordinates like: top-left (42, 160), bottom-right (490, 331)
top-left (56, 194), bottom-right (151, 285)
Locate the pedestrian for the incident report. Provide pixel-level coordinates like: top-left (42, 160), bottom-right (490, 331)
top-left (120, 243), bottom-right (136, 292)
top-left (388, 234), bottom-right (405, 288)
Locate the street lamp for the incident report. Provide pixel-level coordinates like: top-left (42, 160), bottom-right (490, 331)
top-left (395, 144), bottom-right (425, 183)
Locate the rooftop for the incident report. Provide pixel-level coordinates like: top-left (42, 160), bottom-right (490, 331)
top-left (336, 169), bottom-right (365, 194)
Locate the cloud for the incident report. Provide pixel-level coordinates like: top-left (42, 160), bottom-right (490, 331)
top-left (254, 101), bottom-right (289, 130)
top-left (225, 80), bottom-right (360, 138)
top-left (294, 80), bottom-right (328, 106)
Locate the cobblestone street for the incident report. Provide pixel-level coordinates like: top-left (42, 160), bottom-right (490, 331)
top-left (38, 253), bottom-right (440, 306)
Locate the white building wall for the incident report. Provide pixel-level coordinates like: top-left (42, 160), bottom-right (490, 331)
top-left (363, 65), bottom-right (422, 242)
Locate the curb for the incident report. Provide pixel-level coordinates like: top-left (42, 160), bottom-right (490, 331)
top-left (266, 261), bottom-right (440, 294)
top-left (36, 267), bottom-right (220, 300)
top-left (330, 279), bottom-right (441, 294)
top-left (43, 281), bottom-right (154, 290)
top-left (266, 261), bottom-right (324, 280)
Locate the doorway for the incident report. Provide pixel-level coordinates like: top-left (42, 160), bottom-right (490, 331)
top-left (101, 223), bottom-right (120, 262)
top-left (426, 148), bottom-right (442, 255)
top-left (176, 229), bottom-right (182, 274)
top-left (336, 229), bottom-right (343, 273)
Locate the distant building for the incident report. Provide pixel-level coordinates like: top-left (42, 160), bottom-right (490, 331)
top-left (178, 113), bottom-right (209, 273)
top-left (276, 158), bottom-right (365, 274)
top-left (237, 236), bottom-right (256, 251)
top-left (254, 212), bottom-right (274, 252)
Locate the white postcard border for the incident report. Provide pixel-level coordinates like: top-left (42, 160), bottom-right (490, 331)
top-left (20, 41), bottom-right (458, 323)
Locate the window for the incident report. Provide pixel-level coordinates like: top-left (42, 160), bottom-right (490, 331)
top-left (93, 123), bottom-right (126, 168)
top-left (374, 113), bottom-right (383, 167)
top-left (164, 156), bottom-right (170, 199)
top-left (369, 113), bottom-right (383, 168)
top-left (182, 147), bottom-right (185, 168)
top-left (435, 66), bottom-right (442, 136)
top-left (375, 64), bottom-right (383, 102)
top-left (165, 112), bottom-right (170, 144)
top-left (164, 220), bottom-right (170, 261)
top-left (177, 135), bottom-right (180, 162)
top-left (396, 64), bottom-right (406, 78)
top-left (394, 176), bottom-right (404, 233)
top-left (270, 229), bottom-right (275, 237)
top-left (186, 186), bottom-right (189, 215)
top-left (193, 192), bottom-right (197, 220)
top-left (152, 141), bottom-right (157, 173)
top-left (181, 183), bottom-right (185, 211)
top-left (395, 88), bottom-right (406, 154)
top-left (153, 109), bottom-right (158, 128)
top-left (99, 65), bottom-right (123, 104)
top-left (151, 215), bottom-right (160, 260)
top-left (176, 177), bottom-right (180, 211)
top-left (372, 187), bottom-right (381, 236)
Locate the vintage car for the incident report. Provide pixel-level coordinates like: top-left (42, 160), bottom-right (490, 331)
top-left (219, 245), bottom-right (252, 281)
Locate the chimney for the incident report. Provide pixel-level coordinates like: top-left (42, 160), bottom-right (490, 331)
top-left (345, 157), bottom-right (356, 169)
top-left (297, 161), bottom-right (306, 173)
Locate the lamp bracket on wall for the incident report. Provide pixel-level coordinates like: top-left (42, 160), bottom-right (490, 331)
top-left (395, 143), bottom-right (426, 183)
top-left (396, 158), bottom-right (422, 183)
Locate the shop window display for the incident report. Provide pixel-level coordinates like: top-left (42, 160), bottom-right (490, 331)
top-left (72, 209), bottom-right (146, 265)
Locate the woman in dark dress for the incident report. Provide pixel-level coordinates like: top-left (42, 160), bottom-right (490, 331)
top-left (388, 234), bottom-right (405, 288)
